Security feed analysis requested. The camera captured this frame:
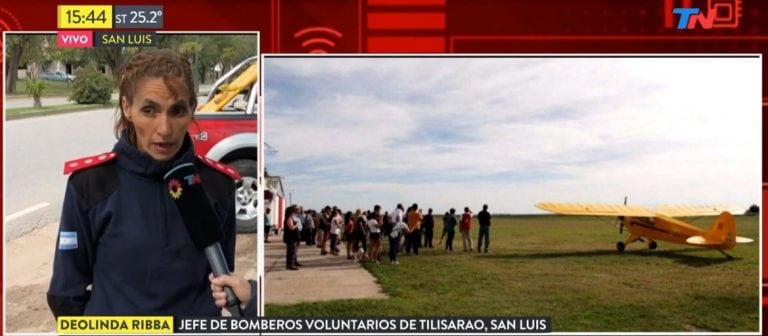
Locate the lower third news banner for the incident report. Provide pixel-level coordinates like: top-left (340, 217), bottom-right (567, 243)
top-left (175, 317), bottom-right (552, 334)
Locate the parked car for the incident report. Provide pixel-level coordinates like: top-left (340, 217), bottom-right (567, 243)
top-left (39, 71), bottom-right (75, 82)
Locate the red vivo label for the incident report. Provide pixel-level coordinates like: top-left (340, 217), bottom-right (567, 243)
top-left (57, 30), bottom-right (93, 48)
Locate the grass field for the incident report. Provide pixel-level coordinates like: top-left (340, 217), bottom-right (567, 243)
top-left (10, 78), bottom-right (75, 97)
top-left (266, 214), bottom-right (760, 332)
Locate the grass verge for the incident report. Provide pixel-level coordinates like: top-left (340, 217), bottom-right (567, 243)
top-left (6, 102), bottom-right (115, 120)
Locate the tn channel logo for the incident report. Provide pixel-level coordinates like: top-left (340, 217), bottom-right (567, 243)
top-left (674, 0), bottom-right (742, 29)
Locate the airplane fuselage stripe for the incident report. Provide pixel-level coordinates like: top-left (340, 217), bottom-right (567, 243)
top-left (630, 220), bottom-right (670, 234)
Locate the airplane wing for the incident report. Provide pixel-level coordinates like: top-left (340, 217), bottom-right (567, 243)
top-left (535, 202), bottom-right (656, 217)
top-left (655, 205), bottom-right (744, 217)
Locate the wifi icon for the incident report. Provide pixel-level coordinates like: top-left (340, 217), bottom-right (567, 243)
top-left (293, 26), bottom-right (343, 53)
top-left (0, 7), bottom-right (23, 59)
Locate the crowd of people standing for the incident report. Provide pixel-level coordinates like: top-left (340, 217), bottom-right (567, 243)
top-left (277, 203), bottom-right (493, 270)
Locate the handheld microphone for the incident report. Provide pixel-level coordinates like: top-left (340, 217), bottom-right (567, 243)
top-left (163, 162), bottom-right (242, 316)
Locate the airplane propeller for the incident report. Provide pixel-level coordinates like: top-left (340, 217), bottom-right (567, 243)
top-left (618, 196), bottom-right (627, 234)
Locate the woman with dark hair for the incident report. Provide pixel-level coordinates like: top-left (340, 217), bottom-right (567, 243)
top-left (48, 49), bottom-right (256, 316)
top-left (352, 209), bottom-right (368, 260)
top-left (284, 205), bottom-right (300, 270)
top-left (318, 206), bottom-right (331, 255)
top-left (329, 208), bottom-right (343, 256)
top-left (344, 211), bottom-right (355, 259)
top-left (366, 211), bottom-right (382, 263)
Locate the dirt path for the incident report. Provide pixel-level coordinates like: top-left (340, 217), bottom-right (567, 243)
top-left (4, 222), bottom-right (256, 333)
top-left (5, 222), bottom-right (58, 333)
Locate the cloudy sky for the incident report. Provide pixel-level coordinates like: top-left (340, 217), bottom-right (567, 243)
top-left (263, 56), bottom-right (761, 214)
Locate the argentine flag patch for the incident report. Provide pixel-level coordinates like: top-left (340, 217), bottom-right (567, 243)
top-left (59, 231), bottom-right (78, 250)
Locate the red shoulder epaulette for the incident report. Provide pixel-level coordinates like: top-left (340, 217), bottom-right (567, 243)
top-left (195, 155), bottom-right (242, 181)
top-left (63, 151), bottom-right (117, 175)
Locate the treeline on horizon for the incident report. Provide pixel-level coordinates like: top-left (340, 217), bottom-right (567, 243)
top-left (5, 33), bottom-right (258, 94)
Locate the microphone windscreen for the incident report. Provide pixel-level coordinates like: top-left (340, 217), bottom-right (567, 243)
top-left (163, 163), bottom-right (223, 250)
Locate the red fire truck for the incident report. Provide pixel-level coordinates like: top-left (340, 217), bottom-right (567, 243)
top-left (189, 56), bottom-right (284, 233)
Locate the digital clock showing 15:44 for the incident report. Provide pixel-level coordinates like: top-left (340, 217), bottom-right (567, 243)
top-left (58, 5), bottom-right (113, 29)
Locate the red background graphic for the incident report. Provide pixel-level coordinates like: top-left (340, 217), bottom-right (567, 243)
top-left (0, 0), bottom-right (765, 332)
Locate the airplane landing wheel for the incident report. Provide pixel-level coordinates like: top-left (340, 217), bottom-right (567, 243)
top-left (649, 241), bottom-right (657, 250)
top-left (616, 242), bottom-right (626, 252)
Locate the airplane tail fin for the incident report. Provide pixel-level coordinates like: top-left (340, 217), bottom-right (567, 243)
top-left (686, 212), bottom-right (753, 249)
top-left (704, 212), bottom-right (737, 249)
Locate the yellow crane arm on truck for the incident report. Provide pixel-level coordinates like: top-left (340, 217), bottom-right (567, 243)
top-left (199, 58), bottom-right (259, 112)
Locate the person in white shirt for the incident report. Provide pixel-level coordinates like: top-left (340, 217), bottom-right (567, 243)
top-left (329, 208), bottom-right (342, 256)
top-left (392, 203), bottom-right (405, 253)
top-left (388, 217), bottom-right (411, 264)
top-left (367, 210), bottom-right (382, 263)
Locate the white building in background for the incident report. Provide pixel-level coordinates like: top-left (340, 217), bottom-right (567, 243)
top-left (265, 174), bottom-right (285, 233)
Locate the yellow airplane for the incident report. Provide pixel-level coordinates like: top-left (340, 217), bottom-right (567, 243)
top-left (535, 202), bottom-right (753, 258)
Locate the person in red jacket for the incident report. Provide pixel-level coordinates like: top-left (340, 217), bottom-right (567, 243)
top-left (460, 207), bottom-right (473, 252)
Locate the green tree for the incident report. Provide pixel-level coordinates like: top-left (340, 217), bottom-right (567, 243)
top-left (220, 46), bottom-right (238, 70)
top-left (87, 47), bottom-right (136, 80)
top-left (24, 78), bottom-right (47, 108)
top-left (155, 34), bottom-right (186, 50)
top-left (225, 35), bottom-right (258, 69)
top-left (178, 40), bottom-right (204, 92)
top-left (47, 41), bottom-right (88, 70)
top-left (70, 63), bottom-right (113, 104)
top-left (5, 34), bottom-right (47, 94)
top-left (196, 35), bottom-right (257, 79)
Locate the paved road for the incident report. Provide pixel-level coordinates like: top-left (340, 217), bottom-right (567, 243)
top-left (4, 108), bottom-right (116, 239)
top-left (264, 241), bottom-right (387, 305)
top-left (4, 83), bottom-right (219, 239)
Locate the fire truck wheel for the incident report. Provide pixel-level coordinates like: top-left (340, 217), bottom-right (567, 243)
top-left (231, 159), bottom-right (258, 233)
